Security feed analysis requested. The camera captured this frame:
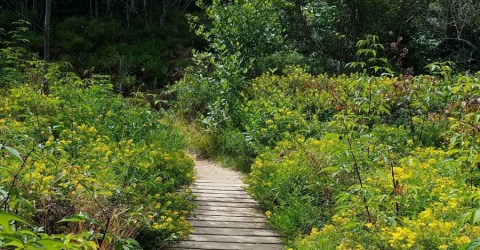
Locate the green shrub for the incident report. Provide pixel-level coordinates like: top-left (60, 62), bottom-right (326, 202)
top-left (244, 67), bottom-right (480, 249)
top-left (0, 32), bottom-right (194, 249)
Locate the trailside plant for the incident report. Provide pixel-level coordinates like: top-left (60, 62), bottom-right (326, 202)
top-left (0, 24), bottom-right (194, 249)
top-left (346, 35), bottom-right (392, 75)
top-left (243, 66), bottom-right (480, 249)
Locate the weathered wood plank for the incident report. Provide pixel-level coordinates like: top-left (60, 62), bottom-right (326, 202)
top-left (195, 181), bottom-right (245, 184)
top-left (194, 209), bottom-right (265, 218)
top-left (195, 197), bottom-right (258, 203)
top-left (193, 190), bottom-right (247, 195)
top-left (193, 227), bottom-right (278, 237)
top-left (169, 156), bottom-right (282, 249)
top-left (194, 192), bottom-right (251, 199)
top-left (190, 220), bottom-right (269, 229)
top-left (189, 235), bottom-right (281, 244)
top-left (197, 201), bottom-right (258, 208)
top-left (191, 215), bottom-right (266, 223)
top-left (169, 241), bottom-right (282, 250)
top-left (195, 206), bottom-right (259, 212)
top-left (194, 183), bottom-right (245, 187)
top-left (193, 186), bottom-right (245, 191)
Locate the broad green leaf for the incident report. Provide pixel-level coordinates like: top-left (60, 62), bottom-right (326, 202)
top-left (4, 240), bottom-right (25, 248)
top-left (37, 239), bottom-right (65, 250)
top-left (58, 214), bottom-right (88, 223)
top-left (471, 209), bottom-right (480, 225)
top-left (2, 146), bottom-right (22, 161)
top-left (467, 238), bottom-right (480, 250)
top-left (0, 233), bottom-right (25, 247)
top-left (0, 212), bottom-right (30, 226)
top-left (17, 229), bottom-right (38, 237)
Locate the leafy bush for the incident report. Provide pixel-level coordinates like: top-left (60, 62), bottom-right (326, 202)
top-left (173, 0), bottom-right (288, 129)
top-left (0, 29), bottom-right (194, 249)
top-left (243, 67), bottom-right (480, 248)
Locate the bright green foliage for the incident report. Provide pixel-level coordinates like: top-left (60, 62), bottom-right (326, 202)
top-left (243, 67), bottom-right (480, 249)
top-left (193, 0), bottom-right (286, 62)
top-left (0, 212), bottom-right (98, 249)
top-left (0, 29), bottom-right (194, 249)
top-left (174, 0), bottom-right (287, 130)
top-left (244, 67), bottom-right (325, 152)
top-left (346, 35), bottom-right (392, 74)
top-left (0, 20), bottom-right (31, 88)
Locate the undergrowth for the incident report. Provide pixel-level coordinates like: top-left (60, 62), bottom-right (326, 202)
top-left (0, 22), bottom-right (194, 250)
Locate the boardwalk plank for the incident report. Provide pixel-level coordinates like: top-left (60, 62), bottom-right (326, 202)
top-left (192, 186), bottom-right (244, 192)
top-left (169, 241), bottom-right (282, 250)
top-left (197, 201), bottom-right (258, 208)
top-left (189, 235), bottom-right (281, 244)
top-left (194, 209), bottom-right (265, 217)
top-left (193, 227), bottom-right (277, 236)
top-left (195, 181), bottom-right (244, 184)
top-left (169, 157), bottom-right (281, 249)
top-left (195, 206), bottom-right (259, 212)
top-left (194, 183), bottom-right (245, 187)
top-left (194, 193), bottom-right (251, 199)
top-left (193, 190), bottom-right (247, 195)
top-left (190, 220), bottom-right (269, 229)
top-left (191, 215), bottom-right (266, 223)
top-left (195, 197), bottom-right (258, 203)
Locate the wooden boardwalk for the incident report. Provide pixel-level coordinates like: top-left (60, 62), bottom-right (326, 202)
top-left (168, 158), bottom-right (282, 250)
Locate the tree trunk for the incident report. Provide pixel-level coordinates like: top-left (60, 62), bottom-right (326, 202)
top-left (95, 0), bottom-right (99, 17)
top-left (43, 0), bottom-right (51, 61)
top-left (42, 0), bottom-right (51, 96)
top-left (143, 0), bottom-right (148, 26)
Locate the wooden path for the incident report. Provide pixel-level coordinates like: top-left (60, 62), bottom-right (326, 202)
top-left (167, 157), bottom-right (282, 250)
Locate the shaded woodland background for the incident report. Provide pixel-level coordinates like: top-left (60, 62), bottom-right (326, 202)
top-left (1, 0), bottom-right (479, 93)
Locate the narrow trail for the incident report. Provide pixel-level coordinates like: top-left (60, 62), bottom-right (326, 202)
top-left (168, 156), bottom-right (282, 250)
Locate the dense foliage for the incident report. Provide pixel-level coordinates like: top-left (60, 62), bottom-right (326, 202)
top-left (0, 0), bottom-right (202, 92)
top-left (178, 60), bottom-right (480, 248)
top-left (178, 0), bottom-right (480, 77)
top-left (2, 0), bottom-right (480, 249)
top-left (245, 67), bottom-right (480, 249)
top-left (0, 27), bottom-right (194, 249)
top-left (3, 0), bottom-right (480, 92)
top-left (174, 3), bottom-right (480, 246)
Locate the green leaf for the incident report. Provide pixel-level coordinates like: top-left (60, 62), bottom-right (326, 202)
top-left (341, 221), bottom-right (359, 230)
top-left (471, 209), bottom-right (480, 225)
top-left (4, 240), bottom-right (25, 248)
top-left (0, 212), bottom-right (30, 226)
top-left (58, 214), bottom-right (88, 223)
top-left (0, 233), bottom-right (26, 247)
top-left (36, 239), bottom-right (65, 250)
top-left (16, 229), bottom-right (38, 237)
top-left (466, 238), bottom-right (480, 250)
top-left (1, 146), bottom-right (22, 161)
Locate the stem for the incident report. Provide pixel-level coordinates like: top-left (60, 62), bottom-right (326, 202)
top-left (389, 161), bottom-right (400, 215)
top-left (99, 216), bottom-right (112, 248)
top-left (77, 179), bottom-right (113, 247)
top-left (418, 112), bottom-right (427, 145)
top-left (347, 138), bottom-right (373, 223)
top-left (367, 77), bottom-right (373, 131)
top-left (402, 79), bottom-right (415, 136)
top-left (2, 148), bottom-right (35, 211)
top-left (70, 123), bottom-right (75, 160)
